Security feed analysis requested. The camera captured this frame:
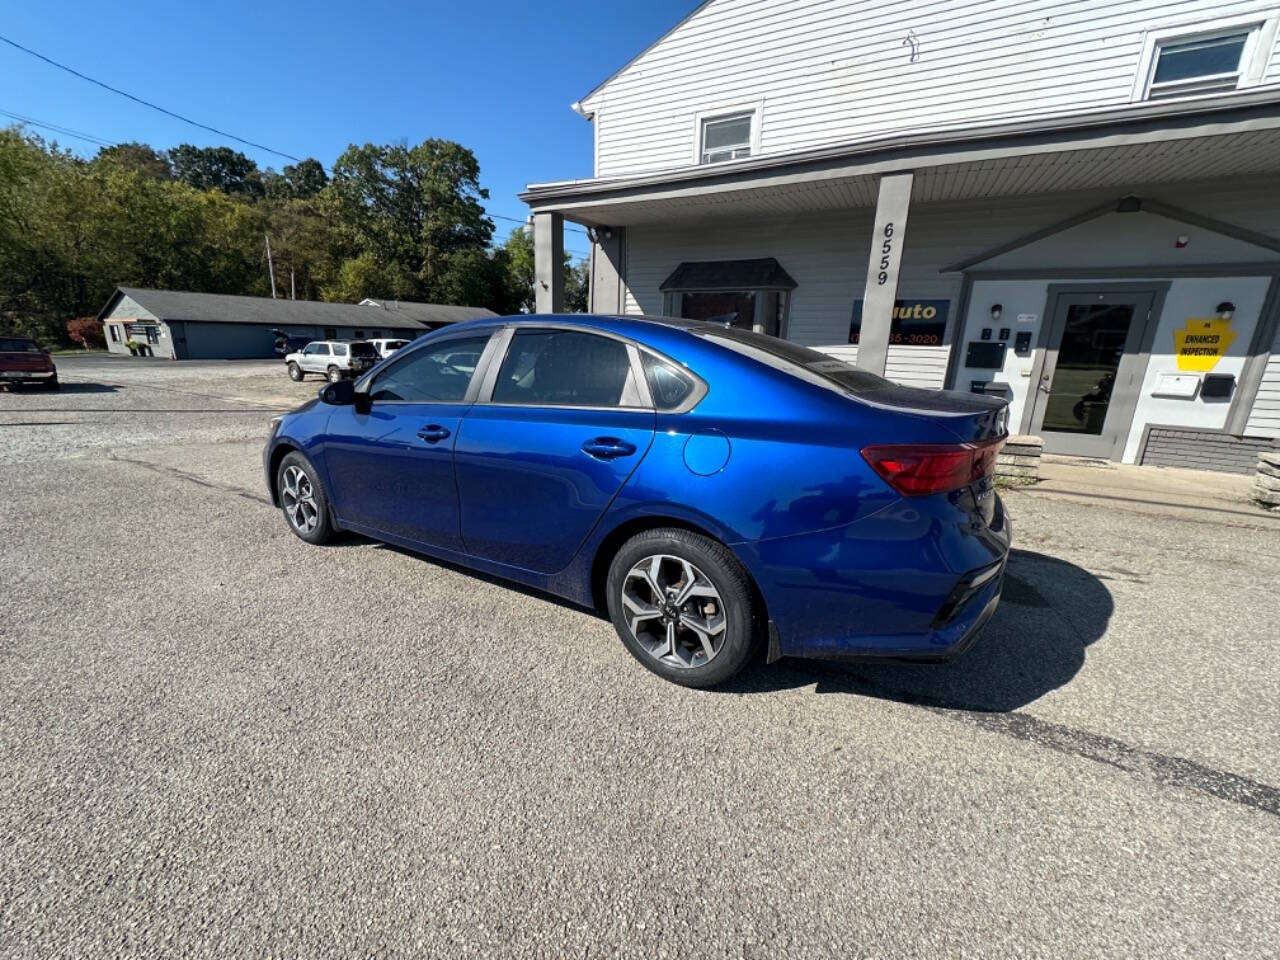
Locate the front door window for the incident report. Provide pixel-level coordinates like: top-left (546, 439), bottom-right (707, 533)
top-left (1030, 288), bottom-right (1159, 459)
top-left (1040, 303), bottom-right (1136, 435)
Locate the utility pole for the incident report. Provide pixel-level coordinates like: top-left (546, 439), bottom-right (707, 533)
top-left (264, 234), bottom-right (278, 299)
top-left (290, 270), bottom-right (296, 301)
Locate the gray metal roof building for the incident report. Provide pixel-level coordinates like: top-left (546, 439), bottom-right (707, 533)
top-left (97, 287), bottom-right (497, 359)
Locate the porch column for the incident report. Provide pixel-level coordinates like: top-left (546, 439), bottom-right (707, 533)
top-left (534, 211), bottom-right (564, 314)
top-left (589, 226), bottom-right (626, 314)
top-left (856, 172), bottom-right (914, 376)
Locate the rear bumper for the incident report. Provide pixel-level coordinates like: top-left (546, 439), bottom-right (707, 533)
top-left (734, 492), bottom-right (1011, 662)
top-left (0, 369), bottom-right (56, 383)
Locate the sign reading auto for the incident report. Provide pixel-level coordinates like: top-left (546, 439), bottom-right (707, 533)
top-left (850, 299), bottom-right (949, 346)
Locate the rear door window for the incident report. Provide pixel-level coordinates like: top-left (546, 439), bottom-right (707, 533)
top-left (491, 329), bottom-right (640, 408)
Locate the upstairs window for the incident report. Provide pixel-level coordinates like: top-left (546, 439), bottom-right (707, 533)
top-left (700, 113), bottom-right (752, 164)
top-left (1148, 31), bottom-right (1250, 98)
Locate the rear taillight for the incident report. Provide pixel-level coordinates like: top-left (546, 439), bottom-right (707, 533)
top-left (861, 438), bottom-right (1005, 496)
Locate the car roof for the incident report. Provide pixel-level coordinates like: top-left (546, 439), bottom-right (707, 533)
top-left (439, 313), bottom-right (706, 339)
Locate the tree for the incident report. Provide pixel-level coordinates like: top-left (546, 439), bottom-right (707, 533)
top-left (170, 144), bottom-right (264, 199)
top-left (95, 142), bottom-right (172, 180)
top-left (565, 258), bottom-right (590, 313)
top-left (283, 158), bottom-right (328, 198)
top-left (66, 316), bottom-right (105, 348)
top-left (499, 225), bottom-right (589, 313)
top-left (324, 139), bottom-right (494, 302)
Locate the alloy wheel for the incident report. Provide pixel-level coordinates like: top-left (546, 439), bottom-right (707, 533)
top-left (281, 464), bottom-right (320, 534)
top-left (621, 554), bottom-right (726, 668)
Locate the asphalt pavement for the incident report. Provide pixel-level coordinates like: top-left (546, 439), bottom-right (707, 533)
top-left (2, 355), bottom-right (1278, 957)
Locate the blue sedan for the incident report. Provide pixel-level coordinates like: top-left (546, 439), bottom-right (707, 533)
top-left (265, 314), bottom-right (1011, 687)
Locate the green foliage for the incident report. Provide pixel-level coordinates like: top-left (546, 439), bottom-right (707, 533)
top-left (94, 142), bottom-right (172, 180)
top-left (0, 127), bottom-right (553, 344)
top-left (170, 144), bottom-right (264, 198)
top-left (500, 225), bottom-right (590, 313)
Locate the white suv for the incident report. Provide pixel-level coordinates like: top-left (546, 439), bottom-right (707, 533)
top-left (368, 338), bottom-right (412, 359)
top-left (285, 341), bottom-right (379, 383)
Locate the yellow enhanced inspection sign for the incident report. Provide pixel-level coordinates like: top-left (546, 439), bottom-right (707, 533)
top-left (1173, 316), bottom-right (1237, 372)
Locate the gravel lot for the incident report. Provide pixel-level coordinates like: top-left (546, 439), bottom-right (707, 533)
top-left (3, 354), bottom-right (1279, 958)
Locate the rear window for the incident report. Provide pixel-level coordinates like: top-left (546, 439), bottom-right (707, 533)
top-left (349, 342), bottom-right (377, 358)
top-left (692, 325), bottom-right (889, 396)
top-left (0, 338), bottom-right (39, 352)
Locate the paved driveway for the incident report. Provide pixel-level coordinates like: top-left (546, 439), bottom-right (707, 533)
top-left (3, 357), bottom-right (1279, 957)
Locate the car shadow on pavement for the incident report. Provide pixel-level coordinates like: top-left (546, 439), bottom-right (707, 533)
top-left (721, 549), bottom-right (1113, 713)
top-left (2, 382), bottom-right (120, 394)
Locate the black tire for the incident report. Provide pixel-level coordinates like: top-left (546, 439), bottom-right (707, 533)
top-left (605, 528), bottom-right (762, 688)
top-left (45, 375), bottom-right (59, 391)
top-left (287, 362), bottom-right (304, 382)
top-left (326, 365), bottom-right (342, 383)
top-left (276, 451), bottom-right (335, 545)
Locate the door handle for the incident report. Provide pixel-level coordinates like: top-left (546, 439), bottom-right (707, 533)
top-left (581, 437), bottom-right (636, 460)
top-left (417, 424), bottom-right (451, 443)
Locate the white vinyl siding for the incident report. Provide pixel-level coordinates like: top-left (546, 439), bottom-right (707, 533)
top-left (584, 0), bottom-right (1280, 178)
top-left (1246, 321), bottom-right (1280, 437)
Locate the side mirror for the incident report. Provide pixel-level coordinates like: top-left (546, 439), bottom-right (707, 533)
top-left (318, 380), bottom-right (355, 405)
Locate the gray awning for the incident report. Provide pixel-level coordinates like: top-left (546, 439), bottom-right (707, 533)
top-left (660, 257), bottom-right (797, 292)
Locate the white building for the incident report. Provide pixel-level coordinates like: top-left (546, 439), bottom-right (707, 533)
top-left (523, 0), bottom-right (1280, 471)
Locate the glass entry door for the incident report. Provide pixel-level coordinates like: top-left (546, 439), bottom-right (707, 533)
top-left (1028, 288), bottom-right (1158, 459)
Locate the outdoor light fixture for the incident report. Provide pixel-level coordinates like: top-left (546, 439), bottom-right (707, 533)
top-left (990, 304), bottom-right (1003, 322)
top-left (1217, 301), bottom-right (1236, 321)
top-left (1176, 234), bottom-right (1190, 248)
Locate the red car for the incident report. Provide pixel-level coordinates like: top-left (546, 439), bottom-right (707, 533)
top-left (0, 336), bottom-right (59, 390)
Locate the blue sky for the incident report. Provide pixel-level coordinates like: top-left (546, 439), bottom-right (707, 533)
top-left (0, 0), bottom-right (699, 260)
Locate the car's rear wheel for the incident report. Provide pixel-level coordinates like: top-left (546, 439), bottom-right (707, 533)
top-left (605, 528), bottom-right (761, 688)
top-left (44, 375), bottom-right (59, 391)
top-left (277, 452), bottom-right (334, 545)
top-left (287, 362), bottom-right (304, 382)
top-left (326, 365), bottom-right (341, 383)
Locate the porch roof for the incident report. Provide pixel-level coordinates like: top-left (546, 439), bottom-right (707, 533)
top-left (521, 91), bottom-right (1280, 227)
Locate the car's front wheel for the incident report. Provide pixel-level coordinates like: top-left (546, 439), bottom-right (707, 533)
top-left (605, 528), bottom-right (762, 688)
top-left (277, 452), bottom-right (335, 545)
top-left (287, 362), bottom-right (304, 382)
top-left (326, 365), bottom-right (342, 383)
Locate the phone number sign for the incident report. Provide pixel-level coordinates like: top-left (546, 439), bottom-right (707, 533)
top-left (850, 299), bottom-right (949, 346)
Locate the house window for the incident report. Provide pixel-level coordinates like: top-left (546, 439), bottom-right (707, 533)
top-left (660, 258), bottom-right (795, 338)
top-left (1148, 31), bottom-right (1251, 98)
top-left (676, 291), bottom-right (789, 338)
top-left (353, 329), bottom-right (365, 339)
top-left (700, 113), bottom-right (753, 164)
top-left (323, 327), bottom-right (337, 339)
top-left (109, 325), bottom-right (120, 342)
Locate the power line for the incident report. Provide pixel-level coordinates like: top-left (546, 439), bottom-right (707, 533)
top-left (0, 33), bottom-right (303, 162)
top-left (0, 108), bottom-right (114, 147)
top-left (489, 211), bottom-right (591, 236)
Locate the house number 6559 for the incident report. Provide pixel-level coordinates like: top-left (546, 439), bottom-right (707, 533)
top-left (877, 222), bottom-right (895, 285)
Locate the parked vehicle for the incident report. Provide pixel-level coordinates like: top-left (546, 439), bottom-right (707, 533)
top-left (284, 340), bottom-right (379, 383)
top-left (368, 338), bottom-right (412, 359)
top-left (265, 315), bottom-right (1011, 687)
top-left (0, 336), bottom-right (58, 390)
